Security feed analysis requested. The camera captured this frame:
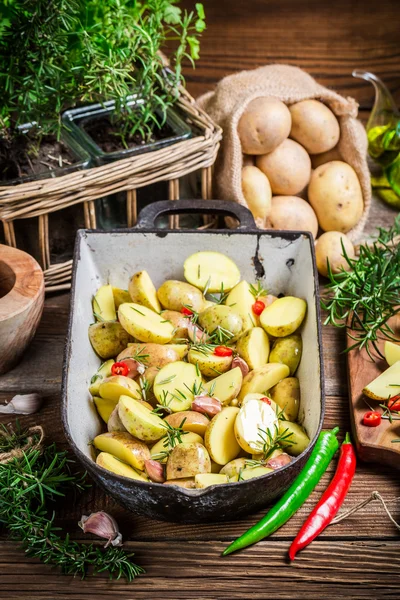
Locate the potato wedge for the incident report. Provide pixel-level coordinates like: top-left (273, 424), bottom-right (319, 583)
top-left (96, 452), bottom-right (148, 481)
top-left (153, 361), bottom-right (202, 412)
top-left (270, 377), bottom-right (300, 421)
top-left (166, 442), bottom-right (211, 479)
top-left (220, 457), bottom-right (248, 478)
top-left (236, 327), bottom-right (270, 370)
top-left (128, 270), bottom-right (161, 313)
top-left (279, 421), bottom-right (310, 456)
top-left (203, 367), bottom-right (243, 405)
top-left (235, 398), bottom-right (279, 454)
top-left (99, 375), bottom-right (141, 402)
top-left (94, 432), bottom-right (150, 471)
top-left (118, 395), bottom-right (166, 442)
top-left (150, 432), bottom-right (203, 463)
top-left (165, 343), bottom-right (189, 360)
top-left (198, 305), bottom-right (244, 339)
top-left (269, 334), bottom-right (302, 375)
top-left (118, 343), bottom-right (179, 369)
top-left (89, 322), bottom-right (130, 359)
top-left (260, 296), bottom-right (307, 337)
top-left (240, 466), bottom-right (273, 480)
top-left (118, 302), bottom-right (174, 344)
top-left (225, 281), bottom-right (257, 331)
top-left (204, 407), bottom-right (241, 465)
top-left (163, 411), bottom-right (210, 436)
top-left (238, 363), bottom-right (290, 403)
top-left (363, 361), bottom-right (400, 401)
top-left (89, 359), bottom-right (115, 396)
top-left (163, 478), bottom-right (196, 489)
top-left (195, 473), bottom-right (228, 488)
top-left (107, 406), bottom-right (128, 432)
top-left (157, 280), bottom-right (205, 313)
top-left (384, 341), bottom-right (400, 367)
top-left (112, 287), bottom-right (131, 309)
top-left (93, 396), bottom-right (118, 423)
top-left (93, 284), bottom-right (116, 321)
top-left (187, 348), bottom-right (233, 378)
top-left (184, 251), bottom-right (240, 293)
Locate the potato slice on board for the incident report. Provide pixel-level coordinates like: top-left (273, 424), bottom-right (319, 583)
top-left (384, 341), bottom-right (400, 367)
top-left (363, 361), bottom-right (400, 401)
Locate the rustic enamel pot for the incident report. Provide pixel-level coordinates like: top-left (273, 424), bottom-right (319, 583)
top-left (62, 200), bottom-right (325, 523)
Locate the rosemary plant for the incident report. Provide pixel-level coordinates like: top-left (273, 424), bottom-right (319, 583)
top-left (321, 216), bottom-right (400, 359)
top-left (0, 424), bottom-right (144, 580)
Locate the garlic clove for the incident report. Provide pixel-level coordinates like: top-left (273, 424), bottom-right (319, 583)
top-left (187, 322), bottom-right (208, 344)
top-left (192, 395), bottom-right (222, 417)
top-left (0, 393), bottom-right (42, 414)
top-left (79, 511), bottom-right (122, 548)
top-left (266, 453), bottom-right (292, 470)
top-left (144, 459), bottom-right (165, 483)
top-left (123, 358), bottom-right (145, 379)
top-left (231, 356), bottom-right (249, 378)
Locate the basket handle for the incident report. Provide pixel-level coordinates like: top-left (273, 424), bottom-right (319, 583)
top-left (135, 200), bottom-right (256, 231)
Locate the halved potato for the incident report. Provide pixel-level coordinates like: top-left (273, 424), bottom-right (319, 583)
top-left (236, 327), bottom-right (270, 370)
top-left (260, 296), bottom-right (307, 337)
top-left (150, 431), bottom-right (203, 463)
top-left (203, 367), bottom-right (243, 405)
top-left (118, 302), bottom-right (174, 344)
top-left (238, 363), bottom-right (290, 403)
top-left (112, 287), bottom-right (131, 309)
top-left (93, 284), bottom-right (116, 321)
top-left (240, 466), bottom-right (273, 480)
top-left (118, 395), bottom-right (166, 442)
top-left (363, 361), bottom-right (400, 401)
top-left (225, 281), bottom-right (257, 331)
top-left (184, 251), bottom-right (241, 293)
top-left (89, 322), bottom-right (130, 359)
top-left (93, 396), bottom-right (118, 423)
top-left (153, 361), bottom-right (202, 412)
top-left (384, 341), bottom-right (400, 367)
top-left (269, 334), bottom-right (302, 375)
top-left (89, 359), bottom-right (115, 396)
top-left (220, 457), bottom-right (248, 478)
top-left (96, 452), bottom-right (148, 481)
top-left (279, 421), bottom-right (310, 456)
top-left (163, 411), bottom-right (210, 436)
top-left (94, 432), bottom-right (150, 471)
top-left (188, 348), bottom-right (233, 378)
top-left (270, 377), bottom-right (300, 421)
top-left (128, 270), bottom-right (161, 313)
top-left (195, 473), bottom-right (228, 488)
top-left (99, 375), bottom-right (141, 402)
top-left (204, 406), bottom-right (241, 465)
top-left (235, 398), bottom-right (279, 454)
top-left (118, 343), bottom-right (179, 369)
top-left (166, 442), bottom-right (211, 479)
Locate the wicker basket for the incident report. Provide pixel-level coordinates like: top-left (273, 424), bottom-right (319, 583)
top-left (0, 87), bottom-right (222, 292)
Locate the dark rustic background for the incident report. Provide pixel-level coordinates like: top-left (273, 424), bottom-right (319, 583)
top-left (1, 1), bottom-right (400, 598)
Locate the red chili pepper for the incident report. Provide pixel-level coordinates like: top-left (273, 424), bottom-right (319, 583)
top-left (388, 395), bottom-right (400, 412)
top-left (111, 361), bottom-right (129, 377)
top-left (181, 307), bottom-right (193, 316)
top-left (252, 300), bottom-right (265, 316)
top-left (214, 346), bottom-right (233, 357)
top-left (260, 397), bottom-right (271, 405)
top-left (289, 432), bottom-right (356, 560)
top-left (362, 411), bottom-right (381, 427)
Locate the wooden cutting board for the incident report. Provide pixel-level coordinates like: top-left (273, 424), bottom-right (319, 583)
top-left (347, 317), bottom-right (400, 469)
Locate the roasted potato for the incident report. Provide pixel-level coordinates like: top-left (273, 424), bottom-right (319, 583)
top-left (203, 367), bottom-right (243, 405)
top-left (225, 281), bottom-right (257, 331)
top-left (118, 343), bottom-right (179, 369)
top-left (89, 359), bottom-right (115, 396)
top-left (204, 407), bottom-right (241, 465)
top-left (96, 452), bottom-right (148, 481)
top-left (235, 398), bottom-right (279, 454)
top-left (163, 411), bottom-right (210, 436)
top-left (198, 304), bottom-right (244, 338)
top-left (161, 310), bottom-right (190, 341)
top-left (94, 432), bottom-right (150, 471)
top-left (236, 327), bottom-right (270, 370)
top-left (99, 375), bottom-right (141, 402)
top-left (118, 396), bottom-right (166, 442)
top-left (188, 348), bottom-right (233, 378)
top-left (238, 363), bottom-right (290, 403)
top-left (195, 473), bottom-right (228, 488)
top-left (270, 377), bottom-right (300, 422)
top-left (150, 431), bottom-right (203, 463)
top-left (153, 361), bottom-right (202, 412)
top-left (128, 270), bottom-right (161, 313)
top-left (92, 284), bottom-right (116, 321)
top-left (112, 287), bottom-right (132, 309)
top-left (279, 420), bottom-right (310, 456)
top-left (93, 396), bottom-right (118, 423)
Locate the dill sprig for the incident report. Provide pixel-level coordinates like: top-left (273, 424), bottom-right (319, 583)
top-left (0, 423), bottom-right (144, 581)
top-left (321, 216), bottom-right (400, 360)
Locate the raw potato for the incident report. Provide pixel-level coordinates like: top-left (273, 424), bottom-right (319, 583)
top-left (270, 377), bottom-right (300, 422)
top-left (93, 396), bottom-right (118, 423)
top-left (166, 344), bottom-right (189, 360)
top-left (128, 270), bottom-right (161, 313)
top-left (308, 161), bottom-right (364, 233)
top-left (99, 375), bottom-right (141, 402)
top-left (234, 398), bottom-right (278, 454)
top-left (157, 280), bottom-right (205, 312)
top-left (118, 343), bottom-right (179, 369)
top-left (112, 287), bottom-right (131, 308)
top-left (279, 421), bottom-right (310, 456)
top-left (220, 458), bottom-right (248, 478)
top-left (260, 296), bottom-right (307, 337)
top-left (93, 284), bottom-right (116, 321)
top-left (243, 154), bottom-right (255, 167)
top-left (89, 359), bottom-right (115, 396)
top-left (164, 411), bottom-right (210, 437)
top-left (236, 327), bottom-right (270, 370)
top-left (226, 281), bottom-right (257, 331)
top-left (89, 322), bottom-right (130, 359)
top-left (163, 478), bottom-right (196, 489)
top-left (188, 348), bottom-right (233, 378)
top-left (94, 432), bottom-right (150, 471)
top-left (203, 367), bottom-right (243, 405)
top-left (269, 334), bottom-right (302, 375)
top-left (96, 452), bottom-right (148, 481)
top-left (363, 361), bottom-right (400, 401)
top-left (166, 442), bottom-right (211, 479)
top-left (118, 396), bottom-right (166, 442)
top-left (238, 363), bottom-right (290, 403)
top-left (240, 466), bottom-right (273, 480)
top-left (195, 473), bottom-right (228, 488)
top-left (107, 406), bottom-right (128, 432)
top-left (161, 310), bottom-right (190, 341)
top-left (198, 305), bottom-right (244, 338)
top-left (241, 165), bottom-right (272, 222)
top-left (256, 139), bottom-right (311, 196)
top-left (204, 407), bottom-right (241, 465)
top-left (150, 431), bottom-right (203, 463)
top-left (310, 146), bottom-right (342, 169)
top-left (183, 251), bottom-right (240, 293)
top-left (153, 361), bottom-right (202, 412)
top-left (269, 196), bottom-right (318, 239)
top-left (238, 97), bottom-right (292, 155)
top-left (315, 231), bottom-right (355, 277)
top-left (118, 302), bottom-right (174, 344)
top-left (289, 100), bottom-right (340, 154)
top-left (384, 342), bottom-right (400, 367)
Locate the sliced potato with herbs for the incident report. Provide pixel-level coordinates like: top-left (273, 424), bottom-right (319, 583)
top-left (128, 270), bottom-right (161, 313)
top-left (118, 343), bottom-right (178, 369)
top-left (93, 284), bottom-right (116, 321)
top-left (260, 296), bottom-right (307, 337)
top-left (279, 420), bottom-right (310, 456)
top-left (150, 432), bottom-right (203, 463)
top-left (93, 396), bottom-right (118, 423)
top-left (238, 363), bottom-right (290, 403)
top-left (384, 341), bottom-right (400, 367)
top-left (270, 377), bottom-right (300, 422)
top-left (166, 442), bottom-right (211, 479)
top-left (240, 466), bottom-right (273, 480)
top-left (118, 395), bottom-right (166, 442)
top-left (184, 251), bottom-right (241, 293)
top-left (164, 411), bottom-right (209, 436)
top-left (118, 302), bottom-right (174, 344)
top-left (89, 359), bottom-right (115, 396)
top-left (204, 407), bottom-right (241, 465)
top-left (153, 361), bottom-right (202, 412)
top-left (157, 280), bottom-right (205, 313)
top-left (94, 432), bottom-right (150, 471)
top-left (225, 281), bottom-right (257, 331)
top-left (112, 287), bottom-right (131, 309)
top-left (235, 398), bottom-right (279, 454)
top-left (363, 361), bottom-right (400, 401)
top-left (269, 334), bottom-right (302, 375)
top-left (236, 327), bottom-right (270, 370)
top-left (89, 322), bottom-right (130, 360)
top-left (195, 473), bottom-right (229, 488)
top-left (203, 367), bottom-right (243, 405)
top-left (188, 348), bottom-right (233, 378)
top-left (198, 305), bottom-right (243, 339)
top-left (96, 452), bottom-right (148, 481)
top-left (99, 375), bottom-right (141, 402)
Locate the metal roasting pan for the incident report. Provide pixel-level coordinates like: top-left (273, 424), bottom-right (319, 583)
top-left (62, 200), bottom-right (325, 523)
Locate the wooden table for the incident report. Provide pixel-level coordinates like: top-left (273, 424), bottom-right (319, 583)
top-left (1, 1), bottom-right (400, 597)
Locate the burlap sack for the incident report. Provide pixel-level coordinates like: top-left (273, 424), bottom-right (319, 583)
top-left (197, 64), bottom-right (371, 240)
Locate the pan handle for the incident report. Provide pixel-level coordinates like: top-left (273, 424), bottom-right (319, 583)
top-left (135, 200), bottom-right (256, 231)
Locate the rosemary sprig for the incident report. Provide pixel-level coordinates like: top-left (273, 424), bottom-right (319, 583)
top-left (249, 281), bottom-right (269, 299)
top-left (255, 424), bottom-right (294, 462)
top-left (208, 326), bottom-right (235, 345)
top-left (208, 282), bottom-right (229, 305)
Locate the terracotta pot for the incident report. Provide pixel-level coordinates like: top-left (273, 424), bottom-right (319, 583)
top-left (0, 245), bottom-right (44, 375)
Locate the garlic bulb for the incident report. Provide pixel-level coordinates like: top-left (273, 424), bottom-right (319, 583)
top-left (0, 393), bottom-right (42, 414)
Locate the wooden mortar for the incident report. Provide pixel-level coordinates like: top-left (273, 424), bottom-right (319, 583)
top-left (0, 245), bottom-right (44, 375)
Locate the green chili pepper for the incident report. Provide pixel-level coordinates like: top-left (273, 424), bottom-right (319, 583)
top-left (222, 427), bottom-right (340, 556)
